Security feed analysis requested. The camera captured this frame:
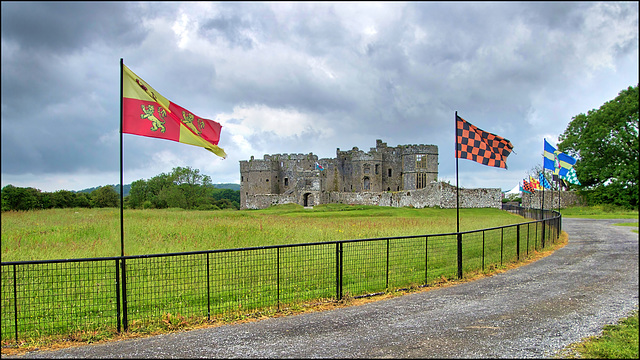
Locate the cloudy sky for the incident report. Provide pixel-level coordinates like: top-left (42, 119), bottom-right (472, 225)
top-left (2, 2), bottom-right (638, 193)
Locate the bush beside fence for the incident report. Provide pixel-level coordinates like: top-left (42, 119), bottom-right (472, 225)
top-left (1, 205), bottom-right (560, 345)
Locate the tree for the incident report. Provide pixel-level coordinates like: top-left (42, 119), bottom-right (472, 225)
top-left (170, 166), bottom-right (211, 209)
top-left (558, 85), bottom-right (639, 209)
top-left (91, 185), bottom-right (119, 208)
top-left (1, 185), bottom-right (39, 211)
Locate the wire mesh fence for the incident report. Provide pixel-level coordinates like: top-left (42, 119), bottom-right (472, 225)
top-left (1, 205), bottom-right (561, 345)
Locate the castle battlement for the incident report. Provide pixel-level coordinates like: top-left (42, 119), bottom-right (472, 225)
top-left (240, 139), bottom-right (440, 209)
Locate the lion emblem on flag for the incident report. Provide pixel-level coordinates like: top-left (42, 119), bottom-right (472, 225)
top-left (140, 105), bottom-right (166, 133)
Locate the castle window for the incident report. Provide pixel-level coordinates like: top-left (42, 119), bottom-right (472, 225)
top-left (416, 154), bottom-right (427, 168)
top-left (284, 178), bottom-right (289, 186)
top-left (416, 173), bottom-right (427, 189)
top-left (375, 164), bottom-right (379, 174)
top-left (388, 169), bottom-right (392, 177)
top-left (363, 177), bottom-right (370, 190)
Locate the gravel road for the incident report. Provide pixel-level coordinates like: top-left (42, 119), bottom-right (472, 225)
top-left (8, 218), bottom-right (638, 358)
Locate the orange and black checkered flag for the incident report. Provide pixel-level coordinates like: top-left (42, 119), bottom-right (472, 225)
top-left (456, 115), bottom-right (514, 169)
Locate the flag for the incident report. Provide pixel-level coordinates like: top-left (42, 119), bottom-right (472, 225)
top-left (529, 176), bottom-right (542, 190)
top-left (315, 162), bottom-right (324, 171)
top-left (522, 179), bottom-right (535, 194)
top-left (543, 139), bottom-right (575, 177)
top-left (122, 64), bottom-right (226, 158)
top-left (561, 166), bottom-right (581, 185)
top-left (456, 115), bottom-right (514, 169)
top-left (539, 172), bottom-right (551, 189)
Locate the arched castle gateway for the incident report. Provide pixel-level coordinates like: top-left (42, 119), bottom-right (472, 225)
top-left (240, 139), bottom-right (502, 210)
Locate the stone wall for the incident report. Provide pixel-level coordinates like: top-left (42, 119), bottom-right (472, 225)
top-left (242, 181), bottom-right (503, 209)
top-left (521, 190), bottom-right (585, 208)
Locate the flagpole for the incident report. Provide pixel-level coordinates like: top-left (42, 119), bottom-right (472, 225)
top-left (455, 111), bottom-right (460, 234)
top-left (119, 58), bottom-right (124, 258)
top-left (455, 111), bottom-right (462, 280)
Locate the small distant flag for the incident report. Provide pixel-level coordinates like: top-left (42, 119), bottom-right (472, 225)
top-left (456, 115), bottom-right (514, 169)
top-left (528, 176), bottom-right (540, 191)
top-left (522, 179), bottom-right (535, 194)
top-left (539, 172), bottom-right (551, 189)
top-left (315, 162), bottom-right (324, 171)
top-left (543, 139), bottom-right (576, 177)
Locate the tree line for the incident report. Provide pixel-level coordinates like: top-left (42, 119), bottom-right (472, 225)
top-left (1, 166), bottom-right (240, 212)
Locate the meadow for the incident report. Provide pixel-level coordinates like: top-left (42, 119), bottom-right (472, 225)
top-left (1, 204), bottom-right (556, 350)
top-left (1, 204), bottom-right (527, 262)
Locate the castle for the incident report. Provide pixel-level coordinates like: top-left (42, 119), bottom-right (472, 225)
top-left (240, 139), bottom-right (503, 210)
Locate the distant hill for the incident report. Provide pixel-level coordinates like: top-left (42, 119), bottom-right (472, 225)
top-left (75, 183), bottom-right (239, 196)
top-left (211, 183), bottom-right (240, 191)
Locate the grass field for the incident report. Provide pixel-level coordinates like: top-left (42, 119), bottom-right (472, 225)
top-left (560, 205), bottom-right (639, 219)
top-left (1, 204), bottom-right (557, 352)
top-left (1, 204), bottom-right (527, 262)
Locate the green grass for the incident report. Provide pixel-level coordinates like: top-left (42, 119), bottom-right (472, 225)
top-left (560, 205), bottom-right (639, 219)
top-left (557, 310), bottom-right (639, 359)
top-left (613, 222), bottom-right (639, 234)
top-left (0, 205), bottom-right (561, 350)
top-left (1, 205), bottom-right (525, 262)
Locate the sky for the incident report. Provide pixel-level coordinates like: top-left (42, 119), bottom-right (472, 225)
top-left (2, 2), bottom-right (638, 193)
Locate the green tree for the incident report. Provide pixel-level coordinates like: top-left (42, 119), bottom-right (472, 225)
top-left (1, 185), bottom-right (40, 211)
top-left (558, 85), bottom-right (639, 209)
top-left (50, 190), bottom-right (76, 208)
top-left (128, 179), bottom-right (149, 209)
top-left (91, 185), bottom-right (119, 208)
top-left (170, 166), bottom-right (212, 209)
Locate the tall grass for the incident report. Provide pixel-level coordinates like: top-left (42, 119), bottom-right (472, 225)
top-left (1, 205), bottom-right (525, 262)
top-left (2, 205), bottom-right (552, 349)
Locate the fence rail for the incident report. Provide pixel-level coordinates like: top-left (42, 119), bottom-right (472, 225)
top-left (1, 205), bottom-right (561, 344)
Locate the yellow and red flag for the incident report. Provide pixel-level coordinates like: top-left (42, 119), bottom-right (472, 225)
top-left (529, 176), bottom-right (542, 190)
top-left (122, 64), bottom-right (226, 158)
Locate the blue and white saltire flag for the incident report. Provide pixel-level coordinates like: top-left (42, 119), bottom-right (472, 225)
top-left (543, 139), bottom-right (576, 177)
top-left (539, 172), bottom-right (551, 189)
top-left (560, 166), bottom-right (581, 185)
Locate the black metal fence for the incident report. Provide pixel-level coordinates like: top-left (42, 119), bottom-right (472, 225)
top-left (1, 205), bottom-right (560, 344)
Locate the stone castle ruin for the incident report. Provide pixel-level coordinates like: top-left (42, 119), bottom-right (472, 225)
top-left (240, 139), bottom-right (502, 210)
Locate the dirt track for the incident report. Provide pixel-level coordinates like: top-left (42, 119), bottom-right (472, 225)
top-left (7, 218), bottom-right (638, 359)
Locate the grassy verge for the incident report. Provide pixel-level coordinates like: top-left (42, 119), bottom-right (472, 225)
top-left (560, 205), bottom-right (638, 219)
top-left (556, 309), bottom-right (639, 359)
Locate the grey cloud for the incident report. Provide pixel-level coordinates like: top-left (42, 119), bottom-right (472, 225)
top-left (1, 2), bottom-right (146, 54)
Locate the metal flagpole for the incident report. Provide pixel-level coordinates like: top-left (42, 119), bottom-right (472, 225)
top-left (455, 111), bottom-right (460, 234)
top-left (455, 111), bottom-right (462, 279)
top-left (119, 58), bottom-right (124, 257)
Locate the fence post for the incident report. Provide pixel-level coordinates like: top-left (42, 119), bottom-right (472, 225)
top-left (121, 258), bottom-right (128, 332)
top-left (482, 231), bottom-right (485, 272)
top-left (276, 248), bottom-right (280, 311)
top-left (500, 228), bottom-right (504, 266)
top-left (115, 259), bottom-right (121, 333)
top-left (457, 233), bottom-right (463, 279)
top-left (13, 264), bottom-right (18, 344)
top-left (424, 236), bottom-right (428, 285)
top-left (386, 239), bottom-right (390, 289)
top-left (516, 225), bottom-right (520, 261)
top-left (541, 219), bottom-right (546, 248)
top-left (206, 253), bottom-right (211, 320)
top-left (336, 243), bottom-right (343, 300)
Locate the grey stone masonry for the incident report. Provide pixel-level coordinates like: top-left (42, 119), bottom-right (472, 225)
top-left (240, 139), bottom-right (500, 210)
